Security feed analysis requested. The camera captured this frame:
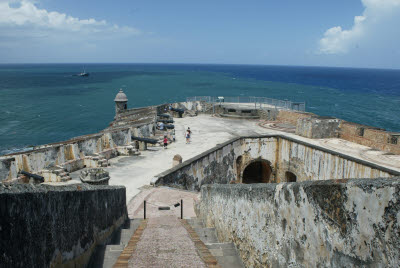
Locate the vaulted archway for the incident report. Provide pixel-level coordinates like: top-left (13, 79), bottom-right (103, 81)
top-left (242, 160), bottom-right (272, 184)
top-left (285, 171), bottom-right (297, 182)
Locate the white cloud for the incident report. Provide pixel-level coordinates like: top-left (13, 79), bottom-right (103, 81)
top-left (318, 0), bottom-right (400, 54)
top-left (0, 0), bottom-right (140, 36)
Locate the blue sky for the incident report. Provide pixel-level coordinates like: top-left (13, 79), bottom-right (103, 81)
top-left (0, 0), bottom-right (399, 69)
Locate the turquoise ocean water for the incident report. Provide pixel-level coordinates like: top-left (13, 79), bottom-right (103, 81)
top-left (0, 64), bottom-right (399, 155)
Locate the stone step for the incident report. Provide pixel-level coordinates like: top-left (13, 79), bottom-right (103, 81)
top-left (194, 227), bottom-right (219, 244)
top-left (90, 245), bottom-right (124, 268)
top-left (206, 242), bottom-right (236, 250)
top-left (206, 243), bottom-right (244, 268)
top-left (190, 223), bottom-right (205, 229)
top-left (186, 218), bottom-right (204, 226)
top-left (215, 255), bottom-right (245, 268)
top-left (88, 219), bottom-right (142, 268)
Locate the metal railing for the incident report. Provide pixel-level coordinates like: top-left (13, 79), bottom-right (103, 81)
top-left (186, 96), bottom-right (306, 112)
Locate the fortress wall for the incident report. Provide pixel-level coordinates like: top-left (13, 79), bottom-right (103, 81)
top-left (0, 183), bottom-right (127, 268)
top-left (154, 135), bottom-right (397, 190)
top-left (275, 137), bottom-right (394, 181)
top-left (154, 139), bottom-right (243, 191)
top-left (114, 106), bottom-right (156, 122)
top-left (198, 179), bottom-right (400, 267)
top-left (257, 108), bottom-right (279, 120)
top-left (239, 137), bottom-right (394, 182)
top-left (295, 117), bottom-right (341, 139)
top-left (276, 110), bottom-right (313, 125)
top-left (339, 122), bottom-right (400, 154)
top-left (0, 128), bottom-right (132, 181)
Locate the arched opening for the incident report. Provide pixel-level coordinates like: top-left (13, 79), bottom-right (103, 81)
top-left (285, 171), bottom-right (297, 182)
top-left (242, 160), bottom-right (272, 184)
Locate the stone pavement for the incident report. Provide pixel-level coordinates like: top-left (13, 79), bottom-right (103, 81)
top-left (111, 187), bottom-right (221, 268)
top-left (105, 114), bottom-right (399, 206)
top-left (106, 114), bottom-right (269, 204)
top-left (127, 216), bottom-right (207, 268)
top-left (127, 186), bottom-right (199, 219)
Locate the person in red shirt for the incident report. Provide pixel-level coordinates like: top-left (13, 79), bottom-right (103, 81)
top-left (163, 136), bottom-right (168, 149)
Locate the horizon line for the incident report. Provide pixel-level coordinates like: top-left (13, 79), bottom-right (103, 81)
top-left (0, 62), bottom-right (399, 71)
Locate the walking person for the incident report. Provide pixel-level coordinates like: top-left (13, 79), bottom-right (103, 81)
top-left (163, 136), bottom-right (168, 149)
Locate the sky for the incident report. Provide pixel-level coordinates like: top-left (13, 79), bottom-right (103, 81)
top-left (0, 0), bottom-right (399, 69)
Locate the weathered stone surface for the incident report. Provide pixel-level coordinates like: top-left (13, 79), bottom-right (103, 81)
top-left (172, 154), bottom-right (183, 167)
top-left (154, 140), bottom-right (240, 191)
top-left (0, 128), bottom-right (132, 181)
top-left (296, 116), bottom-right (341, 139)
top-left (198, 178), bottom-right (400, 267)
top-left (80, 168), bottom-right (110, 185)
top-left (340, 121), bottom-right (400, 154)
top-left (0, 183), bottom-right (127, 268)
top-left (154, 135), bottom-right (398, 190)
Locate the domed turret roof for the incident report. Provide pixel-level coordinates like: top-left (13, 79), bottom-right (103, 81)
top-left (114, 89), bottom-right (128, 102)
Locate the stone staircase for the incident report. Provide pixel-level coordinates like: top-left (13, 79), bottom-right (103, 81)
top-left (187, 218), bottom-right (244, 268)
top-left (89, 217), bottom-right (243, 268)
top-left (88, 219), bottom-right (142, 268)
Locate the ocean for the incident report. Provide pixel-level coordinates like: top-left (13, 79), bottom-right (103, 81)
top-left (0, 63), bottom-right (399, 155)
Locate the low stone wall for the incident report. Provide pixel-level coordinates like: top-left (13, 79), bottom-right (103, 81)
top-left (153, 135), bottom-right (399, 190)
top-left (339, 122), bottom-right (400, 154)
top-left (0, 183), bottom-right (127, 268)
top-left (257, 108), bottom-right (279, 120)
top-left (296, 116), bottom-right (341, 139)
top-left (276, 110), bottom-right (313, 125)
top-left (197, 178), bottom-right (400, 267)
top-left (154, 139), bottom-right (241, 191)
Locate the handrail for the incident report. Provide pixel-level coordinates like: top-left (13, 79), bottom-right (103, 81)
top-left (186, 96), bottom-right (306, 112)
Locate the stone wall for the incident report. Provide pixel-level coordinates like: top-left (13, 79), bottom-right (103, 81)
top-left (276, 110), bottom-right (314, 125)
top-left (339, 122), bottom-right (400, 154)
top-left (275, 137), bottom-right (396, 181)
top-left (0, 183), bottom-right (127, 268)
top-left (197, 178), bottom-right (400, 267)
top-left (153, 139), bottom-right (242, 191)
top-left (257, 108), bottom-right (279, 120)
top-left (0, 128), bottom-right (132, 182)
top-left (296, 116), bottom-right (341, 139)
top-left (111, 106), bottom-right (156, 126)
top-left (153, 135), bottom-right (398, 190)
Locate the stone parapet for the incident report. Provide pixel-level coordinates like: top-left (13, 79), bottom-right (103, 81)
top-left (339, 121), bottom-right (400, 154)
top-left (153, 135), bottom-right (399, 190)
top-left (0, 128), bottom-right (132, 182)
top-left (0, 183), bottom-right (127, 268)
top-left (198, 178), bottom-right (400, 267)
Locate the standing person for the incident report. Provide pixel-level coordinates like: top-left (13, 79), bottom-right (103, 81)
top-left (163, 136), bottom-right (168, 149)
top-left (186, 127), bottom-right (191, 144)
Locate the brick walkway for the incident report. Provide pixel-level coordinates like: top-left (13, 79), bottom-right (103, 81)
top-left (128, 216), bottom-right (206, 268)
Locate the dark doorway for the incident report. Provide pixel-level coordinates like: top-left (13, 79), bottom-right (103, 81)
top-left (242, 161), bottom-right (272, 184)
top-left (285, 171), bottom-right (297, 182)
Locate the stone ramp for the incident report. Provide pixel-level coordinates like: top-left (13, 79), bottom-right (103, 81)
top-left (187, 219), bottom-right (245, 268)
top-left (88, 219), bottom-right (142, 268)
